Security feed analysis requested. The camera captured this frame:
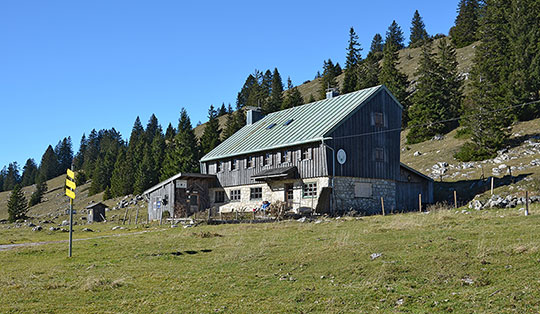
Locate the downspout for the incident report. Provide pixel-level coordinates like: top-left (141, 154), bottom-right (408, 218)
top-left (321, 138), bottom-right (335, 216)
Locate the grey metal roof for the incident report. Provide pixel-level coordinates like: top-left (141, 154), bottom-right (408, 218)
top-left (201, 85), bottom-right (393, 162)
top-left (142, 172), bottom-right (216, 195)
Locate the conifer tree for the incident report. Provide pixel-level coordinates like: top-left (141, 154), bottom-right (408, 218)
top-left (407, 40), bottom-right (447, 143)
top-left (343, 27), bottom-right (362, 94)
top-left (165, 123), bottom-right (176, 144)
top-left (128, 116), bottom-right (145, 166)
top-left (55, 137), bottom-right (73, 175)
top-left (369, 33), bottom-right (384, 57)
top-left (3, 162), bottom-right (20, 191)
top-left (21, 159), bottom-right (38, 187)
top-left (409, 10), bottom-right (429, 48)
top-left (150, 126), bottom-right (165, 186)
top-left (266, 68), bottom-right (284, 113)
top-left (29, 175), bottom-right (47, 207)
top-left (145, 114), bottom-right (159, 144)
top-left (282, 86), bottom-right (304, 109)
top-left (102, 186), bottom-right (112, 201)
top-left (161, 108), bottom-right (199, 180)
top-left (458, 0), bottom-right (512, 160)
top-left (386, 20), bottom-right (405, 49)
top-left (379, 42), bottom-right (409, 124)
top-left (437, 37), bottom-right (463, 124)
top-left (319, 59), bottom-right (340, 98)
top-left (507, 0), bottom-right (540, 119)
top-left (134, 144), bottom-right (154, 195)
top-left (110, 150), bottom-right (135, 197)
top-left (261, 70), bottom-right (273, 99)
top-left (200, 105), bottom-right (222, 155)
top-left (73, 133), bottom-right (87, 171)
top-left (308, 94), bottom-right (317, 103)
top-left (82, 129), bottom-right (99, 174)
top-left (38, 145), bottom-right (59, 181)
top-left (0, 167), bottom-right (5, 192)
top-left (223, 112), bottom-right (239, 139)
top-left (449, 0), bottom-right (481, 48)
top-left (7, 184), bottom-right (27, 222)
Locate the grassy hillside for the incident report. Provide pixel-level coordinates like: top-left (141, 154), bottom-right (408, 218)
top-left (194, 37), bottom-right (478, 137)
top-left (1, 205), bottom-right (540, 313)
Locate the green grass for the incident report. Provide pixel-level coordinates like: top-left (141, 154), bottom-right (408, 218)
top-left (2, 204), bottom-right (540, 313)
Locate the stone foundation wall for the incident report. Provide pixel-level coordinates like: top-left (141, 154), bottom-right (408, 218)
top-left (209, 177), bottom-right (330, 213)
top-left (333, 177), bottom-right (396, 215)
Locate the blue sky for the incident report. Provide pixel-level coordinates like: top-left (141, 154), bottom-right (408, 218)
top-left (0, 0), bottom-right (458, 169)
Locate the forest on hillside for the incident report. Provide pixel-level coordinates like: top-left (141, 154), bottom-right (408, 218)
top-left (2, 0), bottom-right (540, 215)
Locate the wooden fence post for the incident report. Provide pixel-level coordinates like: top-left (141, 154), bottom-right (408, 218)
top-left (235, 209), bottom-right (239, 220)
top-left (381, 197), bottom-right (385, 216)
top-left (419, 194), bottom-right (422, 213)
top-left (135, 206), bottom-right (139, 225)
top-left (525, 191), bottom-right (529, 216)
top-left (491, 177), bottom-right (494, 195)
top-left (454, 190), bottom-right (458, 209)
top-left (123, 207), bottom-right (129, 225)
top-left (208, 207), bottom-right (212, 221)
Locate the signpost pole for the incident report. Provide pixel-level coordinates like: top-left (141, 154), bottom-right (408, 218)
top-left (69, 197), bottom-right (73, 257)
top-left (65, 166), bottom-right (76, 258)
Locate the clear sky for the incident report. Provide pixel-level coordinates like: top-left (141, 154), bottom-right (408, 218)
top-left (0, 0), bottom-right (458, 169)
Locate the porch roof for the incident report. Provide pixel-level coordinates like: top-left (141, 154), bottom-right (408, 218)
top-left (251, 166), bottom-right (298, 181)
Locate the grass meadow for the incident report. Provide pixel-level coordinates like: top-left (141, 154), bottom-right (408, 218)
top-left (1, 204), bottom-right (540, 313)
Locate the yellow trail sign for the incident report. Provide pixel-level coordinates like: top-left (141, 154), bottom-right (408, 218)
top-left (66, 188), bottom-right (75, 200)
top-left (67, 169), bottom-right (75, 180)
top-left (66, 178), bottom-right (76, 190)
top-left (65, 169), bottom-right (76, 199)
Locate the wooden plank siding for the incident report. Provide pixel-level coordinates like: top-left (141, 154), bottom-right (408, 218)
top-left (201, 143), bottom-right (328, 187)
top-left (326, 89), bottom-right (402, 181)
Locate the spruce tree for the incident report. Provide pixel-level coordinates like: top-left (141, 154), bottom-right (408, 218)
top-left (102, 186), bottom-right (112, 201)
top-left (266, 68), bottom-right (284, 113)
top-left (342, 27), bottom-right (362, 94)
top-left (379, 41), bottom-right (409, 124)
top-left (282, 85), bottom-right (304, 109)
top-left (386, 20), bottom-right (405, 49)
top-left (150, 126), bottom-right (165, 186)
top-left (369, 33), bottom-right (384, 57)
top-left (55, 137), bottom-right (73, 175)
top-left (223, 112), bottom-right (239, 139)
top-left (165, 123), bottom-right (176, 144)
top-left (407, 40), bottom-right (447, 143)
top-left (437, 37), bottom-right (463, 125)
top-left (449, 0), bottom-right (481, 48)
top-left (38, 145), bottom-right (59, 181)
top-left (218, 103), bottom-right (227, 116)
top-left (29, 175), bottom-right (47, 207)
top-left (161, 108), bottom-right (199, 180)
top-left (200, 105), bottom-right (222, 155)
top-left (7, 184), bottom-right (27, 222)
top-left (261, 69), bottom-right (273, 99)
top-left (21, 159), bottom-right (38, 187)
top-left (73, 133), bottom-right (87, 170)
top-left (110, 150), bottom-right (135, 197)
top-left (145, 114), bottom-right (159, 144)
top-left (0, 167), bottom-right (5, 193)
top-left (128, 116), bottom-right (145, 166)
top-left (82, 129), bottom-right (99, 174)
top-left (134, 144), bottom-right (154, 195)
top-left (3, 162), bottom-right (20, 191)
top-left (507, 0), bottom-right (540, 119)
top-left (409, 10), bottom-right (429, 48)
top-left (319, 59), bottom-right (340, 98)
top-left (458, 0), bottom-right (512, 160)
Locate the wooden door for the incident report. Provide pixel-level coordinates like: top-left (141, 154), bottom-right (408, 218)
top-left (174, 188), bottom-right (188, 218)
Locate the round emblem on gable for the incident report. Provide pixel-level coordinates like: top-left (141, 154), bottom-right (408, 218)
top-left (337, 149), bottom-right (347, 165)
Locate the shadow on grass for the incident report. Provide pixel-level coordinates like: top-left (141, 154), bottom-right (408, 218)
top-left (434, 173), bottom-right (533, 206)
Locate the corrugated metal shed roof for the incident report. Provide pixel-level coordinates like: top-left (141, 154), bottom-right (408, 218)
top-left (201, 85), bottom-right (389, 162)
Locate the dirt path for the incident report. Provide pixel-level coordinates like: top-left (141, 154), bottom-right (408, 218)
top-left (0, 229), bottom-right (163, 252)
